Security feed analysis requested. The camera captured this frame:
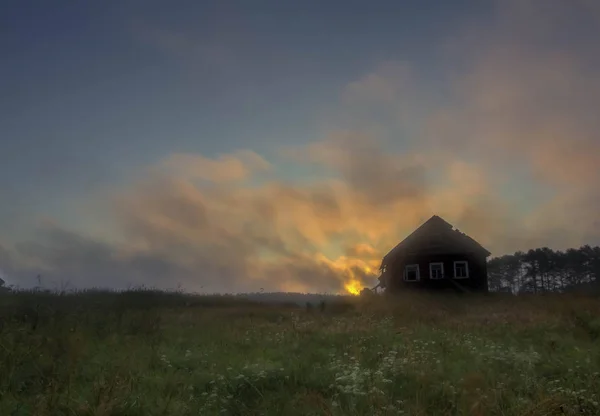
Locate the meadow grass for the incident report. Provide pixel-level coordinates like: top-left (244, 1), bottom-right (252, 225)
top-left (1, 289), bottom-right (599, 415)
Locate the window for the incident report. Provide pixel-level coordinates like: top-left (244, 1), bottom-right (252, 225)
top-left (404, 264), bottom-right (420, 282)
top-left (429, 262), bottom-right (444, 279)
top-left (454, 261), bottom-right (469, 279)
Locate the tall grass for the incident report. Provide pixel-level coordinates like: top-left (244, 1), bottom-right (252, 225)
top-left (1, 288), bottom-right (599, 415)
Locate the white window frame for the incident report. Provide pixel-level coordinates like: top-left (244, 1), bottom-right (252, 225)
top-left (403, 264), bottom-right (420, 282)
top-left (429, 262), bottom-right (444, 280)
top-left (453, 261), bottom-right (469, 279)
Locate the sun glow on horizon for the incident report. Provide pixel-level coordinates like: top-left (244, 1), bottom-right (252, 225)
top-left (344, 279), bottom-right (363, 295)
top-left (314, 253), bottom-right (380, 295)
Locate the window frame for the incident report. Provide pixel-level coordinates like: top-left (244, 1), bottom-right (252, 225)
top-left (453, 260), bottom-right (469, 279)
top-left (403, 264), bottom-right (420, 282)
top-left (429, 262), bottom-right (445, 280)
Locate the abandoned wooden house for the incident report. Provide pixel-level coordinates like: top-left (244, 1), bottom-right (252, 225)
top-left (375, 215), bottom-right (491, 293)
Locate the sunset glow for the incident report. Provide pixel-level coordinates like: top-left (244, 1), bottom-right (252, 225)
top-left (344, 279), bottom-right (363, 296)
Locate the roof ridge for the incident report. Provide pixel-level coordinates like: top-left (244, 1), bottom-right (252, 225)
top-left (381, 214), bottom-right (491, 266)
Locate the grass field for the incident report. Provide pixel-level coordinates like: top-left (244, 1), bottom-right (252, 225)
top-left (1, 290), bottom-right (600, 416)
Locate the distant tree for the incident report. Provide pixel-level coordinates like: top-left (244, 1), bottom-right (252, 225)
top-left (488, 255), bottom-right (514, 291)
top-left (487, 245), bottom-right (600, 295)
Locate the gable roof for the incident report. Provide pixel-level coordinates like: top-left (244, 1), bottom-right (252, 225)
top-left (381, 215), bottom-right (491, 266)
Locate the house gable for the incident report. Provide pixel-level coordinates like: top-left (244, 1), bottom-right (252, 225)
top-left (381, 215), bottom-right (491, 269)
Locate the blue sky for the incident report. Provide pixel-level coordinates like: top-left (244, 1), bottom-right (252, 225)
top-left (1, 0), bottom-right (599, 292)
top-left (1, 1), bottom-right (485, 206)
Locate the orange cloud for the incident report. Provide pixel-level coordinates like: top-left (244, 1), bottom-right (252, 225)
top-left (102, 134), bottom-right (526, 294)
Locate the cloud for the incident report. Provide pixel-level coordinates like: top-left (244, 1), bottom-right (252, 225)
top-left (287, 131), bottom-right (429, 206)
top-left (343, 62), bottom-right (412, 105)
top-left (160, 150), bottom-right (271, 183)
top-left (419, 0), bottom-right (600, 250)
top-left (2, 136), bottom-right (513, 293)
top-left (2, 0), bottom-right (599, 293)
top-left (428, 46), bottom-right (600, 186)
top-left (112, 139), bottom-right (433, 292)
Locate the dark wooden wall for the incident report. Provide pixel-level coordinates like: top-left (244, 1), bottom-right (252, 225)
top-left (386, 252), bottom-right (488, 293)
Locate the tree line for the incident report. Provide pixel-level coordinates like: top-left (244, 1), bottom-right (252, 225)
top-left (487, 245), bottom-right (600, 294)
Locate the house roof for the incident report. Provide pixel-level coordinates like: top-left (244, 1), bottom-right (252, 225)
top-left (381, 215), bottom-right (491, 266)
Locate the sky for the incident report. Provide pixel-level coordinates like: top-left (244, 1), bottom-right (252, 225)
top-left (1, 0), bottom-right (600, 294)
